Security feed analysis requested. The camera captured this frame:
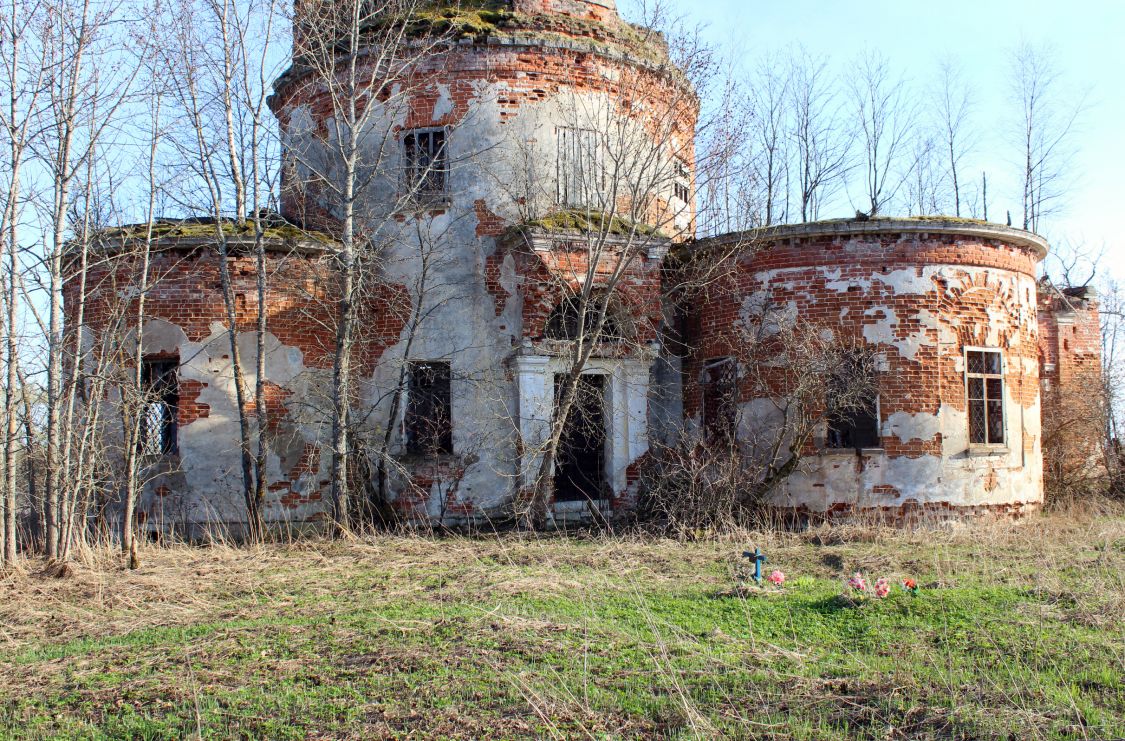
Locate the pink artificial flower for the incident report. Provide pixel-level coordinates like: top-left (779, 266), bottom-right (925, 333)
top-left (874, 578), bottom-right (891, 599)
top-left (768, 570), bottom-right (786, 587)
top-left (848, 573), bottom-right (867, 592)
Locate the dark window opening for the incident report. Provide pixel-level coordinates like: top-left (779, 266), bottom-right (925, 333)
top-left (702, 358), bottom-right (738, 444)
top-left (406, 361), bottom-right (453, 455)
top-left (403, 129), bottom-right (447, 194)
top-left (141, 358), bottom-right (179, 456)
top-left (967, 350), bottom-right (1005, 445)
top-left (545, 292), bottom-right (624, 343)
top-left (673, 160), bottom-right (691, 203)
top-left (826, 355), bottom-right (880, 450)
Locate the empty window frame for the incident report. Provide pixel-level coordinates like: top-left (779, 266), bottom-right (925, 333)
top-left (140, 358), bottom-right (179, 456)
top-left (702, 358), bottom-right (739, 444)
top-left (966, 349), bottom-right (1005, 446)
top-left (405, 361), bottom-right (453, 455)
top-left (403, 128), bottom-right (448, 194)
top-left (557, 127), bottom-right (601, 207)
top-left (544, 291), bottom-right (624, 343)
top-left (673, 160), bottom-right (691, 204)
top-left (826, 354), bottom-right (880, 450)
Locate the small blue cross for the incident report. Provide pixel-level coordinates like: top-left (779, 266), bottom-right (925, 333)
top-left (743, 548), bottom-right (767, 585)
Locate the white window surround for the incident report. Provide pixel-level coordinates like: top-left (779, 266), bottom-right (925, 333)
top-left (964, 347), bottom-right (1007, 449)
top-left (513, 355), bottom-right (650, 516)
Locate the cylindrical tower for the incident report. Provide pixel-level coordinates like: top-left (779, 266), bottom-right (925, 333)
top-left (688, 219), bottom-right (1049, 522)
top-left (269, 0), bottom-right (700, 523)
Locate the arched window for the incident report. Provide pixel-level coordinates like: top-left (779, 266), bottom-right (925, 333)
top-left (545, 291), bottom-right (625, 342)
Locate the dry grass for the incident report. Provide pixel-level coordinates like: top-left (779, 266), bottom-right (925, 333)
top-left (0, 503), bottom-right (1122, 739)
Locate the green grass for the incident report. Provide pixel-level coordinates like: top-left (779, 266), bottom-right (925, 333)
top-left (0, 512), bottom-right (1123, 739)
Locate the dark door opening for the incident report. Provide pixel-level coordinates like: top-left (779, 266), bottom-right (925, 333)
top-left (554, 374), bottom-right (607, 503)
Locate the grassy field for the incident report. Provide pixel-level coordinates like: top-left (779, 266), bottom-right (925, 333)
top-left (0, 507), bottom-right (1123, 740)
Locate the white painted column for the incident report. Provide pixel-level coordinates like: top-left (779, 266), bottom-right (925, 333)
top-left (514, 355), bottom-right (553, 490)
top-left (607, 359), bottom-right (651, 494)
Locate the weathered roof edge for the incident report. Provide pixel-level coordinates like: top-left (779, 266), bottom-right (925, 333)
top-left (84, 218), bottom-right (338, 257)
top-left (698, 218), bottom-right (1050, 262)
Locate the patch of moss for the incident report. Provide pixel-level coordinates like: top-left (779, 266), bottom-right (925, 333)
top-left (399, 3), bottom-right (513, 39)
top-left (95, 219), bottom-right (335, 245)
top-left (522, 209), bottom-right (667, 238)
top-left (362, 2), bottom-right (669, 64)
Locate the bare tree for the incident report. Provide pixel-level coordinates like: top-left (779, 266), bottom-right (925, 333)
top-left (30, 0), bottom-right (137, 559)
top-left (641, 302), bottom-right (879, 535)
top-left (155, 0), bottom-right (285, 540)
top-left (788, 49), bottom-right (850, 222)
top-left (1010, 40), bottom-right (1083, 232)
top-left (849, 50), bottom-right (917, 217)
top-left (283, 0), bottom-right (468, 531)
top-left (935, 58), bottom-right (974, 217)
top-left (0, 0), bottom-right (46, 566)
top-left (747, 52), bottom-right (790, 226)
top-left (905, 134), bottom-right (941, 217)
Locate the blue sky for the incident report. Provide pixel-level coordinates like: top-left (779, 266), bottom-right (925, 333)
top-left (656, 0), bottom-right (1124, 282)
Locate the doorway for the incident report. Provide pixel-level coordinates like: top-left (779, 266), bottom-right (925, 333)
top-left (554, 374), bottom-right (608, 503)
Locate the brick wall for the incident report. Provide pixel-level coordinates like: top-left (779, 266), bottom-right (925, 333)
top-left (683, 222), bottom-right (1047, 514)
top-left (1038, 284), bottom-right (1106, 492)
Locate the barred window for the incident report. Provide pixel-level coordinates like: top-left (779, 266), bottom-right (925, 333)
top-left (406, 361), bottom-right (453, 455)
top-left (967, 350), bottom-right (1005, 445)
top-left (140, 358), bottom-right (178, 456)
top-left (557, 127), bottom-right (601, 207)
top-left (403, 129), bottom-right (447, 194)
top-left (702, 358), bottom-right (738, 444)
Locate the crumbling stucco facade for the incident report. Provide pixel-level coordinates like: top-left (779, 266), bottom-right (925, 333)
top-left (65, 0), bottom-right (1103, 535)
top-left (686, 221), bottom-right (1053, 521)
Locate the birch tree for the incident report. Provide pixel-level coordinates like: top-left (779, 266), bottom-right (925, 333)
top-left (935, 58), bottom-right (974, 217)
top-left (284, 0), bottom-right (463, 531)
top-left (0, 0), bottom-right (45, 565)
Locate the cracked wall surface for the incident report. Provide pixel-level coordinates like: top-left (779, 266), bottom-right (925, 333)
top-left (687, 221), bottom-right (1050, 520)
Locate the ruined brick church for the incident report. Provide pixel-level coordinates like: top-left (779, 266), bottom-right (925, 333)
top-left (70, 0), bottom-right (1102, 535)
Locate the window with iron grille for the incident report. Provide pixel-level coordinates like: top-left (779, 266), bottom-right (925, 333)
top-left (702, 358), bottom-right (738, 444)
top-left (967, 350), bottom-right (1005, 445)
top-left (557, 127), bottom-right (601, 207)
top-left (673, 160), bottom-right (691, 204)
top-left (140, 358), bottom-right (179, 456)
top-left (403, 128), bottom-right (447, 194)
top-left (405, 361), bottom-right (453, 455)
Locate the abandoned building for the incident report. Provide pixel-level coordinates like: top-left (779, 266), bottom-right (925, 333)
top-left (66, 0), bottom-right (1102, 534)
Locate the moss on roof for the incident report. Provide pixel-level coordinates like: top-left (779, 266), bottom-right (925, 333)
top-left (521, 209), bottom-right (668, 238)
top-left (95, 219), bottom-right (336, 245)
top-left (360, 1), bottom-right (669, 64)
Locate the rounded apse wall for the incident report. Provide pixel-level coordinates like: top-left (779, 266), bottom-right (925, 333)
top-left (689, 219), bottom-right (1049, 521)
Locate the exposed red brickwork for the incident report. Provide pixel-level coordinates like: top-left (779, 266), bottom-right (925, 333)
top-left (1038, 284), bottom-right (1105, 489)
top-left (66, 244), bottom-right (341, 368)
top-left (684, 230), bottom-right (1043, 464)
top-left (502, 234), bottom-right (664, 347)
top-left (273, 39), bottom-right (697, 230)
top-left (178, 379), bottom-right (211, 425)
top-left (776, 498), bottom-right (1042, 526)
